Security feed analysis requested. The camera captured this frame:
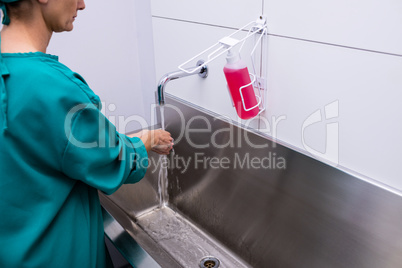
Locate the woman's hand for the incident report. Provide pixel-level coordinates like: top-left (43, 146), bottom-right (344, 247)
top-left (129, 129), bottom-right (173, 155)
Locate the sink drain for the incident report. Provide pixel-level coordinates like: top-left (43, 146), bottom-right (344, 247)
top-left (199, 256), bottom-right (220, 268)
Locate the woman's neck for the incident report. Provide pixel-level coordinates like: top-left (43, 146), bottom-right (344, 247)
top-left (1, 20), bottom-right (52, 54)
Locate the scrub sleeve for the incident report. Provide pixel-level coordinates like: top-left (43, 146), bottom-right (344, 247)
top-left (61, 85), bottom-right (149, 194)
top-left (0, 50), bottom-right (148, 268)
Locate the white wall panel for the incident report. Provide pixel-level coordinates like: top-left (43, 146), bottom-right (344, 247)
top-left (151, 0), bottom-right (263, 29)
top-left (264, 0), bottom-right (402, 55)
top-left (263, 35), bottom-right (402, 190)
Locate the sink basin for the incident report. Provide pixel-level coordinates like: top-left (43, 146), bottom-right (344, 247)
top-left (101, 94), bottom-right (402, 268)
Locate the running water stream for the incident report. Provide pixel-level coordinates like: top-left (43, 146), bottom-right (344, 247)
top-left (158, 106), bottom-right (168, 207)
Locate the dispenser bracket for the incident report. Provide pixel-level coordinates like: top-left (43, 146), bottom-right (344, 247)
top-left (178, 16), bottom-right (268, 117)
top-left (178, 16), bottom-right (267, 74)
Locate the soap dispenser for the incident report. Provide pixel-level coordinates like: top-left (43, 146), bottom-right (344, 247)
top-left (223, 50), bottom-right (259, 119)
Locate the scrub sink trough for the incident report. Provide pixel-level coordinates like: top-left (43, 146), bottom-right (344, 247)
top-left (100, 94), bottom-right (402, 268)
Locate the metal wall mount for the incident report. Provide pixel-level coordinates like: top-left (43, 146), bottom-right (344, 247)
top-left (178, 16), bottom-right (268, 116)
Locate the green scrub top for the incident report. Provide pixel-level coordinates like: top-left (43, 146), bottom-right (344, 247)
top-left (0, 52), bottom-right (148, 267)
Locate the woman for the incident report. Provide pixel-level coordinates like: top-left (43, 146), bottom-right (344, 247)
top-left (0, 0), bottom-right (173, 267)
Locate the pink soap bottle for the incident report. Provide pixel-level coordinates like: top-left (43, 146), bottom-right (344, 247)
top-left (223, 50), bottom-right (259, 119)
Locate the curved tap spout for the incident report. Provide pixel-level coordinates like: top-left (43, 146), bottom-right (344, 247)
top-left (157, 60), bottom-right (208, 106)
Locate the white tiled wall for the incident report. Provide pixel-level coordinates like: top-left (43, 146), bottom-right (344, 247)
top-left (264, 0), bottom-right (402, 55)
top-left (151, 0), bottom-right (263, 29)
top-left (151, 0), bottom-right (402, 192)
top-left (266, 36), bottom-right (402, 190)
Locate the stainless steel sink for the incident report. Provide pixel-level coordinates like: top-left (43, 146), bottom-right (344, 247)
top-left (101, 94), bottom-right (402, 268)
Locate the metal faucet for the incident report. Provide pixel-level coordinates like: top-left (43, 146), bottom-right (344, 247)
top-left (157, 60), bottom-right (208, 106)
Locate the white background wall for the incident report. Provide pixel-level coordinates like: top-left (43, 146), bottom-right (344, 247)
top-left (47, 0), bottom-right (157, 133)
top-left (151, 0), bottom-right (402, 192)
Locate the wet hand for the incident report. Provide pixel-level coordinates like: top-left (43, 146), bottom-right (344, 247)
top-left (149, 129), bottom-right (174, 155)
top-left (132, 129), bottom-right (173, 155)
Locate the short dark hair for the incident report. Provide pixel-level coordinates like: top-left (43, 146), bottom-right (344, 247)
top-left (6, 0), bottom-right (32, 24)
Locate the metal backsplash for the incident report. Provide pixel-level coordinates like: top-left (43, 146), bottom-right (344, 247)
top-left (103, 94), bottom-right (402, 268)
